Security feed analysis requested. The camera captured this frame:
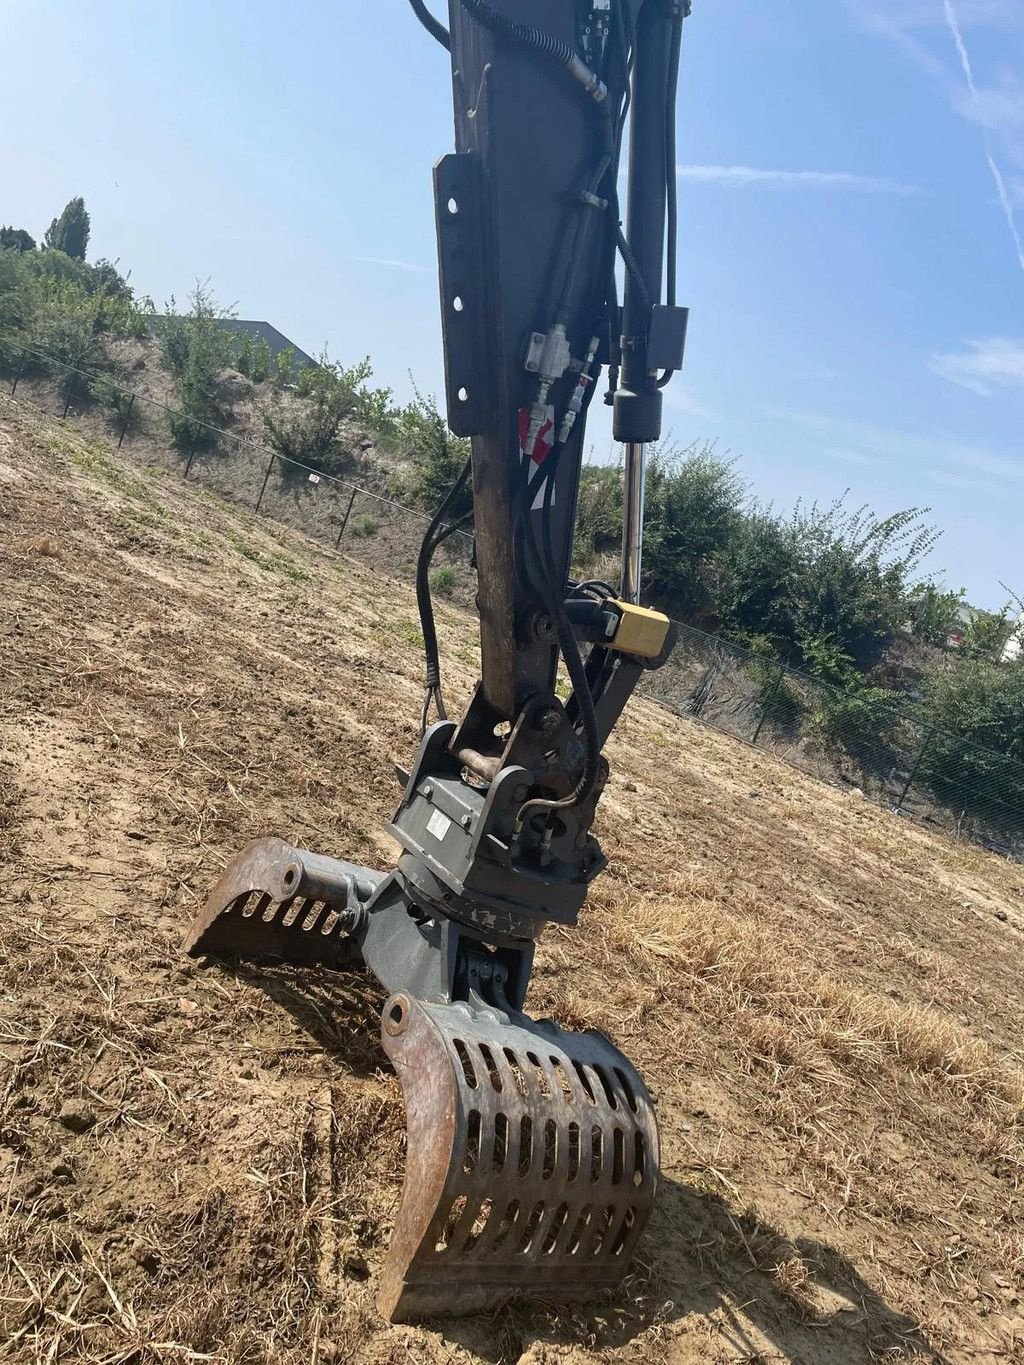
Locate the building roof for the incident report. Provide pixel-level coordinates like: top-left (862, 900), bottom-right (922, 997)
top-left (214, 319), bottom-right (318, 371)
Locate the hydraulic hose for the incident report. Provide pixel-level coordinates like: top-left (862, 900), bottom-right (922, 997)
top-left (459, 0), bottom-right (607, 100)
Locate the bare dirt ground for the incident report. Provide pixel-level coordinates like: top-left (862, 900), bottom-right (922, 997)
top-left (2, 394), bottom-right (1024, 1365)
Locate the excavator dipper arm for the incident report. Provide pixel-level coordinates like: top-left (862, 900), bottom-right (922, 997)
top-left (186, 0), bottom-right (690, 1321)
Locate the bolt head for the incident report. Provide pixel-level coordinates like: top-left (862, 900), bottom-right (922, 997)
top-left (536, 707), bottom-right (561, 734)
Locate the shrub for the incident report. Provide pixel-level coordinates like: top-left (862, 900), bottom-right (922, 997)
top-left (387, 386), bottom-right (471, 517)
top-left (814, 683), bottom-right (905, 773)
top-left (158, 283), bottom-right (234, 455)
top-left (917, 659), bottom-right (1024, 820)
top-left (429, 565), bottom-right (456, 598)
top-left (350, 514), bottom-right (378, 538)
top-left (262, 354), bottom-right (369, 485)
top-left (0, 226), bottom-right (35, 252)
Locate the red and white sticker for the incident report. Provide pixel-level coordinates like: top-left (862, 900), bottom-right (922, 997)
top-left (518, 405), bottom-right (555, 509)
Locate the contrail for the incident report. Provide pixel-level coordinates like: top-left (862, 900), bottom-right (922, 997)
top-left (942, 0), bottom-right (1024, 273)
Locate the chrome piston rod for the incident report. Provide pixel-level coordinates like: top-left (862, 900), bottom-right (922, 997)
top-left (620, 441), bottom-right (645, 605)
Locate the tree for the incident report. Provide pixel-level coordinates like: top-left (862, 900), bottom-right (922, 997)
top-left (44, 197), bottom-right (90, 260)
top-left (0, 226), bottom-right (35, 252)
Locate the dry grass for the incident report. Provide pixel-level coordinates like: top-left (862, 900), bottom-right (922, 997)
top-left (3, 394), bottom-right (1024, 1363)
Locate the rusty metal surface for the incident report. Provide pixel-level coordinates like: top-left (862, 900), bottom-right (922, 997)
top-left (182, 837), bottom-right (382, 968)
top-left (377, 993), bottom-right (659, 1322)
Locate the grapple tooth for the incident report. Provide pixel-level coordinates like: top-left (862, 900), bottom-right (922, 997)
top-left (377, 993), bottom-right (659, 1322)
top-left (183, 838), bottom-right (384, 968)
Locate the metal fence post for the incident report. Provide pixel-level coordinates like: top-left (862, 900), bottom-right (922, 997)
top-left (10, 346), bottom-right (27, 396)
top-left (183, 445), bottom-right (197, 479)
top-left (335, 487), bottom-right (359, 548)
top-left (254, 452), bottom-right (276, 513)
top-left (751, 663), bottom-right (786, 745)
top-left (894, 726), bottom-right (936, 814)
top-left (117, 393), bottom-right (136, 448)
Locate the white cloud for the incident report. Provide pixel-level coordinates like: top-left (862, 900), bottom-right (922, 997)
top-left (776, 407), bottom-right (1024, 485)
top-left (663, 384), bottom-right (715, 421)
top-left (942, 0), bottom-right (1024, 271)
top-left (675, 164), bottom-right (917, 194)
top-left (931, 337), bottom-right (1024, 394)
top-left (351, 256), bottom-right (430, 273)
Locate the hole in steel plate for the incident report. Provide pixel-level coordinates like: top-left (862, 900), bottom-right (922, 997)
top-left (504, 1049), bottom-right (529, 1097)
top-left (435, 1195), bottom-right (468, 1252)
top-left (590, 1205), bottom-right (616, 1256)
top-left (492, 1199), bottom-right (520, 1250)
top-left (590, 1126), bottom-right (604, 1181)
top-left (453, 1039), bottom-right (478, 1089)
top-left (526, 1053), bottom-right (552, 1099)
top-left (593, 1064), bottom-right (619, 1110)
top-left (566, 1205), bottom-right (592, 1255)
top-left (319, 910), bottom-right (341, 936)
top-left (453, 295), bottom-right (464, 312)
top-left (463, 1109), bottom-right (481, 1174)
top-left (541, 1202), bottom-right (570, 1255)
top-left (457, 386), bottom-right (469, 402)
top-left (614, 1066), bottom-right (638, 1112)
top-left (493, 1112), bottom-right (509, 1170)
top-left (447, 196), bottom-right (459, 215)
top-left (518, 1201), bottom-right (545, 1254)
top-left (261, 899), bottom-right (281, 923)
top-left (519, 1116), bottom-right (533, 1176)
top-left (281, 898), bottom-right (302, 927)
top-left (478, 1043), bottom-right (503, 1092)
top-left (463, 1197), bottom-right (493, 1252)
top-left (612, 1128), bottom-right (625, 1186)
top-left (550, 1058), bottom-right (574, 1105)
top-left (634, 1131), bottom-right (646, 1187)
top-left (301, 902), bottom-right (323, 932)
top-left (388, 1000), bottom-right (405, 1028)
top-left (573, 1061), bottom-right (596, 1103)
top-left (542, 1119), bottom-right (557, 1179)
top-left (611, 1206), bottom-right (636, 1256)
top-left (567, 1122), bottom-right (580, 1181)
top-left (244, 893), bottom-right (267, 920)
top-left (283, 865), bottom-right (298, 888)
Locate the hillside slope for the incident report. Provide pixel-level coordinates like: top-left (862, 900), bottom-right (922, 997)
top-left (2, 394), bottom-right (1024, 1365)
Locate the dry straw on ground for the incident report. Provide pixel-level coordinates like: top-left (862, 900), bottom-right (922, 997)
top-left (2, 394), bottom-right (1024, 1364)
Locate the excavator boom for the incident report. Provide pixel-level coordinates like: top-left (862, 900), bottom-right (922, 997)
top-left (186, 0), bottom-right (689, 1321)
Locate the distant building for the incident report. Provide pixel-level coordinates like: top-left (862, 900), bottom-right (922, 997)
top-left (214, 319), bottom-right (318, 374)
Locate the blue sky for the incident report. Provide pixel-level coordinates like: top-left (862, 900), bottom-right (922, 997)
top-left (2, 0), bottom-right (1022, 607)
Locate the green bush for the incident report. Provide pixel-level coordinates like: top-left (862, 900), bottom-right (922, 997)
top-left (0, 226), bottom-right (35, 252)
top-left (387, 386), bottom-right (471, 517)
top-left (350, 514), bottom-right (378, 538)
top-left (158, 283), bottom-right (234, 454)
top-left (429, 565), bottom-right (456, 598)
top-left (813, 683), bottom-right (905, 772)
top-left (916, 659), bottom-right (1024, 819)
top-left (262, 353), bottom-right (369, 485)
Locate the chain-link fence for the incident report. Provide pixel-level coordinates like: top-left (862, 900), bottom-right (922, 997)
top-left (638, 621), bottom-right (1024, 860)
top-left (6, 338), bottom-right (1023, 862)
top-left (2, 338), bottom-right (478, 608)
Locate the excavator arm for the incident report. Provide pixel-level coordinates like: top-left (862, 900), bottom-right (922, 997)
top-left (185, 0), bottom-right (690, 1321)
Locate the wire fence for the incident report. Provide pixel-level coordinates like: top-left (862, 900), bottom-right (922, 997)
top-left (640, 622), bottom-right (1024, 861)
top-left (5, 336), bottom-right (1023, 863)
top-left (2, 336), bottom-right (479, 607)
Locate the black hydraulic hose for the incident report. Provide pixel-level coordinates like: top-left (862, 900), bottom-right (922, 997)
top-left (460, 0), bottom-right (576, 66)
top-left (408, 0), bottom-right (451, 51)
top-left (416, 459), bottom-right (473, 725)
top-left (459, 0), bottom-right (606, 99)
top-left (658, 6), bottom-right (685, 387)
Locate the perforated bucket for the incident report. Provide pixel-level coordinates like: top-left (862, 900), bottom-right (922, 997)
top-left (378, 993), bottom-right (659, 1321)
